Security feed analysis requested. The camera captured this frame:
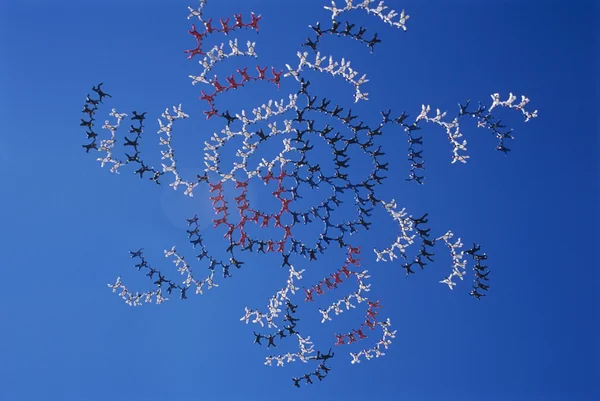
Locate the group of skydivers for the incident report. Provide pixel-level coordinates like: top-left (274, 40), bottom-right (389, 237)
top-left (81, 78), bottom-right (492, 390)
top-left (303, 20), bottom-right (382, 53)
top-left (392, 213), bottom-right (491, 299)
top-left (80, 83), bottom-right (111, 152)
top-left (253, 300), bottom-right (301, 348)
top-left (78, 0), bottom-right (510, 387)
top-left (81, 84), bottom-right (167, 184)
top-left (253, 300), bottom-right (334, 387)
top-left (465, 244), bottom-right (491, 300)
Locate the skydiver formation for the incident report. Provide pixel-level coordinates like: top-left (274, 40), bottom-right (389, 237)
top-left (81, 0), bottom-right (537, 388)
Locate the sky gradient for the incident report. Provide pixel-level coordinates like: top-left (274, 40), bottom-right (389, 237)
top-left (0, 1), bottom-right (598, 401)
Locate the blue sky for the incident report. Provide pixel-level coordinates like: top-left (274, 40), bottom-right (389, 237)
top-left (0, 1), bottom-right (598, 401)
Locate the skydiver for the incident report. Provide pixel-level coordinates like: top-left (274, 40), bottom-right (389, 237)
top-left (411, 213), bottom-right (429, 226)
top-left (416, 227), bottom-right (431, 237)
top-left (423, 238), bottom-right (436, 247)
top-left (475, 270), bottom-right (490, 280)
top-left (253, 331), bottom-right (263, 345)
top-left (374, 161), bottom-right (389, 172)
top-left (131, 111), bottom-right (147, 121)
top-left (153, 273), bottom-right (167, 287)
top-left (80, 117), bottom-right (94, 128)
top-left (342, 21), bottom-right (355, 35)
top-left (82, 142), bottom-right (97, 153)
top-left (470, 288), bottom-right (485, 300)
top-left (135, 259), bottom-right (148, 270)
top-left (310, 22), bottom-right (322, 36)
top-left (474, 252), bottom-right (488, 261)
top-left (146, 267), bottom-right (157, 279)
top-left (230, 258), bottom-right (244, 269)
top-left (277, 330), bottom-right (286, 339)
top-left (286, 301), bottom-right (298, 313)
top-left (358, 204), bottom-right (373, 217)
top-left (134, 164), bottom-right (151, 178)
top-left (352, 121), bottom-right (368, 132)
top-left (414, 255), bottom-right (427, 269)
top-left (85, 129), bottom-right (97, 139)
top-left (286, 324), bottom-right (297, 335)
top-left (199, 90), bottom-right (215, 103)
top-left (82, 104), bottom-right (95, 116)
top-left (395, 111), bottom-right (409, 124)
top-left (497, 144), bottom-right (511, 154)
top-left (191, 237), bottom-right (204, 248)
top-left (284, 313), bottom-right (299, 325)
top-left (226, 74), bottom-right (242, 89)
top-left (302, 37), bottom-right (318, 52)
top-left (342, 109), bottom-right (357, 124)
top-left (334, 171), bottom-right (348, 181)
top-left (331, 104), bottom-right (343, 117)
top-left (314, 370), bottom-right (326, 381)
top-left (367, 33), bottom-right (381, 52)
top-left (294, 108), bottom-right (306, 122)
top-left (318, 98), bottom-right (331, 112)
top-left (255, 128), bottom-right (268, 141)
top-left (149, 171), bottom-right (162, 183)
top-left (233, 13), bottom-right (244, 28)
top-left (266, 334), bottom-right (276, 348)
top-left (269, 68), bottom-right (283, 88)
top-left (371, 172), bottom-right (386, 184)
top-left (477, 282), bottom-right (490, 291)
top-left (255, 65), bottom-right (268, 80)
top-left (85, 94), bottom-right (100, 106)
top-left (92, 83), bottom-right (111, 102)
top-left (408, 149), bottom-right (424, 159)
top-left (292, 377), bottom-right (301, 388)
top-left (203, 103), bottom-right (219, 120)
top-left (129, 248), bottom-right (143, 258)
top-left (166, 281), bottom-right (178, 294)
top-left (490, 120), bottom-right (506, 129)
top-left (371, 146), bottom-right (385, 158)
top-left (318, 363), bottom-right (331, 374)
top-left (356, 26), bottom-right (367, 40)
top-left (402, 261), bottom-right (415, 275)
top-left (333, 147), bottom-right (347, 157)
top-left (246, 12), bottom-right (261, 32)
top-left (474, 263), bottom-right (488, 272)
top-left (186, 215), bottom-right (199, 226)
top-left (464, 243), bottom-right (481, 255)
top-left (361, 180), bottom-right (374, 191)
top-left (405, 122), bottom-right (423, 134)
top-left (124, 136), bottom-right (139, 147)
top-left (381, 109), bottom-right (392, 123)
top-left (129, 125), bottom-right (142, 134)
top-left (330, 20), bottom-right (341, 34)
top-left (321, 349), bottom-right (334, 361)
top-left (299, 141), bottom-right (313, 152)
top-left (186, 226), bottom-right (200, 238)
top-left (420, 247), bottom-right (435, 261)
top-left (180, 287), bottom-right (188, 300)
top-left (303, 374), bottom-right (313, 384)
top-left (219, 16), bottom-right (231, 34)
top-left (458, 100), bottom-right (471, 116)
top-left (409, 136), bottom-right (423, 145)
top-left (242, 240), bottom-right (255, 252)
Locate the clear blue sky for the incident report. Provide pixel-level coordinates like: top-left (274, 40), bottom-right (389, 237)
top-left (0, 1), bottom-right (598, 400)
